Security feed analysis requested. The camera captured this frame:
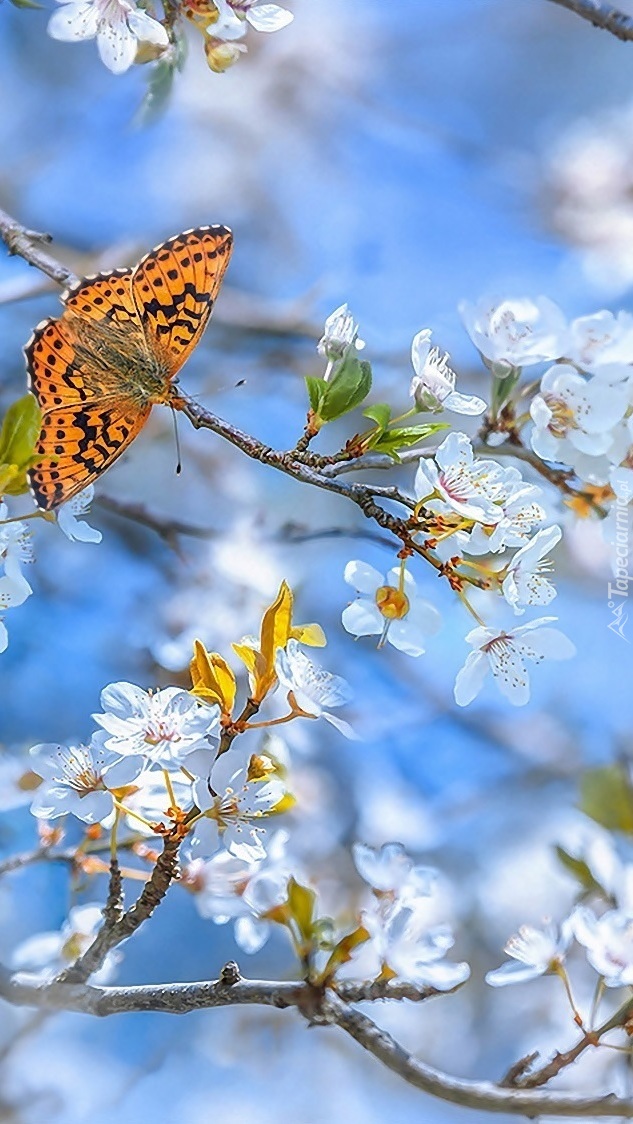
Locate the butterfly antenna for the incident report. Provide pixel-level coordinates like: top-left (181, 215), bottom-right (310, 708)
top-left (170, 404), bottom-right (183, 476)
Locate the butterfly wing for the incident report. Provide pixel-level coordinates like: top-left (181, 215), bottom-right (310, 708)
top-left (28, 399), bottom-right (150, 511)
top-left (131, 226), bottom-right (233, 377)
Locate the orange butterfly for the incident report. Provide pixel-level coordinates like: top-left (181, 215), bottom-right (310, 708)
top-left (26, 225), bottom-right (233, 511)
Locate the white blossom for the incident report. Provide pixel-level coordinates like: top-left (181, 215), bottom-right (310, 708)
top-left (191, 751), bottom-right (286, 863)
top-left (486, 918), bottom-right (573, 987)
top-left (414, 432), bottom-right (505, 524)
top-left (342, 561), bottom-right (441, 657)
top-left (56, 485), bottom-right (102, 544)
top-left (317, 304), bottom-right (365, 365)
top-left (573, 908), bottom-right (633, 986)
top-left (462, 471), bottom-right (546, 555)
top-left (566, 310), bottom-right (633, 373)
top-left (93, 682), bottom-right (219, 768)
top-left (48, 0), bottom-right (169, 75)
top-left (11, 904), bottom-right (119, 983)
top-left (364, 899), bottom-right (470, 990)
top-left (409, 329), bottom-right (486, 415)
top-left (187, 828), bottom-right (290, 954)
top-left (454, 617), bottom-right (576, 707)
top-left (353, 841), bottom-right (436, 902)
top-left (459, 295), bottom-right (567, 369)
top-left (530, 365), bottom-right (629, 465)
top-left (501, 525), bottom-right (562, 613)
top-left (275, 638), bottom-right (355, 738)
top-left (29, 732), bottom-right (142, 823)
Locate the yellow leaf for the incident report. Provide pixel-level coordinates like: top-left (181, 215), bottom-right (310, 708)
top-left (290, 622), bottom-right (326, 647)
top-left (190, 640), bottom-right (236, 718)
top-left (232, 647), bottom-right (259, 678)
top-left (251, 581), bottom-right (294, 703)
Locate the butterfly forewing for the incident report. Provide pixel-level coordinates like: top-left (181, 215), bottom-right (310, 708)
top-left (132, 226), bottom-right (233, 377)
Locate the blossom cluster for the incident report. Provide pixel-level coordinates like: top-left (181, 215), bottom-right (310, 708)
top-left (46, 0), bottom-right (293, 76)
top-left (460, 298), bottom-right (633, 499)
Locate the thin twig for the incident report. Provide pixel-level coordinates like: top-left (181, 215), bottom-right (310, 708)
top-left (0, 207), bottom-right (79, 288)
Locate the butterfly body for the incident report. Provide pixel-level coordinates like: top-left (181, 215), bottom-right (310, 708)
top-left (26, 226), bottom-right (233, 511)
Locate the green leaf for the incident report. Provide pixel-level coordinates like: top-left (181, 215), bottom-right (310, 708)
top-left (362, 403), bottom-right (391, 433)
top-left (305, 376), bottom-right (328, 416)
top-left (287, 876), bottom-right (317, 942)
top-left (9, 0), bottom-right (44, 9)
top-left (372, 421), bottom-right (448, 458)
top-left (318, 357), bottom-right (372, 422)
top-left (554, 846), bottom-right (605, 897)
top-left (0, 395), bottom-right (42, 494)
top-left (580, 765), bottom-right (633, 834)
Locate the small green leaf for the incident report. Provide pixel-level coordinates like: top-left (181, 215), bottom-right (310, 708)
top-left (305, 376), bottom-right (328, 416)
top-left (362, 403), bottom-right (391, 432)
top-left (9, 0), bottom-right (44, 10)
top-left (318, 357), bottom-right (372, 422)
top-left (580, 765), bottom-right (633, 834)
top-left (0, 395), bottom-right (42, 495)
top-left (0, 394), bottom-right (41, 468)
top-left (287, 876), bottom-right (317, 942)
top-left (554, 846), bottom-right (605, 897)
top-left (372, 421), bottom-right (449, 458)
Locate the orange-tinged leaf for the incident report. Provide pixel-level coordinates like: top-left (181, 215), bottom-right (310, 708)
top-left (320, 924), bottom-right (370, 983)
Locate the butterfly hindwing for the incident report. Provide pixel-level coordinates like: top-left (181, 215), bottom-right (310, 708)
top-left (132, 226), bottom-right (233, 376)
top-left (28, 400), bottom-right (151, 511)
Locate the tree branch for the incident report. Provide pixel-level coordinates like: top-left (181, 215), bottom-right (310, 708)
top-left (2, 966), bottom-right (633, 1117)
top-left (546, 0), bottom-right (633, 41)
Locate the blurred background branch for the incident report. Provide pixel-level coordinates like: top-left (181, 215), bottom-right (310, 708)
top-left (547, 0), bottom-right (633, 40)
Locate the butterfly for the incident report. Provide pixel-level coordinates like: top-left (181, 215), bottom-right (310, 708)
top-left (26, 225), bottom-right (233, 511)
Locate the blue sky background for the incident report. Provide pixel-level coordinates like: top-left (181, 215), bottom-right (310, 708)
top-left (1, 2), bottom-right (633, 1121)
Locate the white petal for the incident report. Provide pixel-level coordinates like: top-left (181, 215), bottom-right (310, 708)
top-left (387, 618), bottom-right (427, 657)
top-left (245, 4), bottom-right (293, 32)
top-left (234, 916), bottom-right (270, 954)
top-left (411, 959), bottom-right (470, 990)
top-left (515, 627), bottom-right (576, 661)
top-left (126, 9), bottom-right (169, 46)
top-left (443, 391), bottom-right (487, 416)
top-left (487, 642), bottom-right (531, 706)
top-left (97, 21), bottom-right (137, 73)
top-left (485, 961), bottom-right (544, 987)
top-left (453, 650), bottom-right (488, 707)
top-left (322, 712), bottom-right (358, 740)
top-left (341, 599), bottom-right (383, 638)
top-left (48, 1), bottom-right (99, 40)
top-left (0, 619), bottom-right (7, 654)
top-left (343, 560), bottom-right (382, 595)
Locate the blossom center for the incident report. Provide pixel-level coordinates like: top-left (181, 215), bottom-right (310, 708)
top-left (55, 748), bottom-right (104, 796)
top-left (543, 394), bottom-right (578, 437)
top-left (144, 719), bottom-right (181, 746)
top-left (375, 586), bottom-right (410, 620)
